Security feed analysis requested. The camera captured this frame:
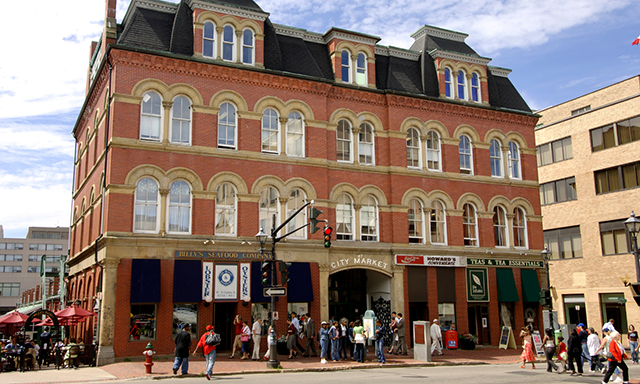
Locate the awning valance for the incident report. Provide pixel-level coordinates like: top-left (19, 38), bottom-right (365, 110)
top-left (496, 268), bottom-right (519, 302)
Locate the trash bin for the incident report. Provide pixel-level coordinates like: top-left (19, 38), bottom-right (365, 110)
top-left (445, 329), bottom-right (458, 349)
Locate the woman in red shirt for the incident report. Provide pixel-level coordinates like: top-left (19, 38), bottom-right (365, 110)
top-left (603, 331), bottom-right (629, 384)
top-left (193, 325), bottom-right (217, 381)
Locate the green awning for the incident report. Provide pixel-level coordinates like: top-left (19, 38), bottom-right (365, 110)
top-left (520, 269), bottom-right (541, 303)
top-left (496, 268), bottom-right (520, 302)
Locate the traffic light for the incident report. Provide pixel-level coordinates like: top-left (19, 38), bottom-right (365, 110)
top-left (631, 283), bottom-right (640, 306)
top-left (323, 226), bottom-right (333, 248)
top-left (539, 289), bottom-right (551, 306)
top-left (261, 261), bottom-right (271, 286)
top-left (279, 261), bottom-right (292, 284)
top-left (309, 207), bottom-right (323, 234)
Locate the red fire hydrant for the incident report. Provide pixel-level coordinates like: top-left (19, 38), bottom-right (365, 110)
top-left (143, 342), bottom-right (155, 374)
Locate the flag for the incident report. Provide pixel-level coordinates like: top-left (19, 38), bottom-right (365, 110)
top-left (633, 35), bottom-right (640, 45)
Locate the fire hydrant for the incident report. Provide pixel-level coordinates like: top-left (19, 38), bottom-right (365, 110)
top-left (143, 342), bottom-right (155, 374)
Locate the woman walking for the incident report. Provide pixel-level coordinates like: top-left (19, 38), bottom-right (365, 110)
top-left (519, 327), bottom-right (536, 369)
top-left (240, 320), bottom-right (251, 360)
top-left (603, 331), bottom-right (629, 384)
top-left (566, 328), bottom-right (583, 376)
top-left (628, 325), bottom-right (638, 365)
top-left (541, 328), bottom-right (558, 372)
top-left (286, 319), bottom-right (298, 359)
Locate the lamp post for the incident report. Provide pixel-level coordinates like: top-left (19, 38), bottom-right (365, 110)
top-left (256, 227), bottom-right (278, 368)
top-left (624, 211), bottom-right (640, 284)
top-left (541, 247), bottom-right (554, 333)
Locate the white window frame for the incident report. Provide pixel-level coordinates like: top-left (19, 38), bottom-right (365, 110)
top-left (508, 141), bottom-right (521, 179)
top-left (336, 194), bottom-right (354, 241)
top-left (170, 96), bottom-right (191, 145)
top-left (493, 206), bottom-right (509, 248)
top-left (261, 108), bottom-right (279, 154)
top-left (241, 28), bottom-right (254, 65)
top-left (167, 180), bottom-right (192, 235)
top-left (133, 177), bottom-right (160, 233)
top-left (459, 135), bottom-right (473, 174)
top-left (286, 111), bottom-right (305, 157)
top-left (471, 72), bottom-right (481, 102)
top-left (408, 199), bottom-right (424, 244)
top-left (337, 119), bottom-right (353, 163)
top-left (286, 189), bottom-right (307, 239)
top-left (140, 91), bottom-right (162, 142)
top-left (430, 200), bottom-right (447, 245)
top-left (457, 69), bottom-right (467, 100)
top-left (358, 122), bottom-right (375, 165)
top-left (426, 130), bottom-right (441, 171)
top-left (218, 102), bottom-right (237, 149)
top-left (203, 21), bottom-right (216, 58)
top-left (463, 203), bottom-right (478, 247)
top-left (444, 67), bottom-right (453, 98)
top-left (513, 207), bottom-right (528, 249)
top-left (259, 187), bottom-right (279, 235)
top-left (356, 52), bottom-right (367, 86)
top-left (341, 50), bottom-right (350, 83)
top-left (489, 139), bottom-right (503, 177)
top-left (215, 182), bottom-right (237, 237)
top-left (222, 25), bottom-right (235, 62)
top-left (406, 128), bottom-right (421, 169)
top-left (360, 195), bottom-right (378, 242)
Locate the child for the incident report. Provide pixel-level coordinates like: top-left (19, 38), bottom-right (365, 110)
top-left (557, 336), bottom-right (567, 373)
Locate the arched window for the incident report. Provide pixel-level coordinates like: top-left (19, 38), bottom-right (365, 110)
top-left (426, 130), bottom-right (441, 171)
top-left (358, 122), bottom-right (374, 165)
top-left (215, 183), bottom-right (236, 236)
top-left (457, 69), bottom-right (467, 100)
top-left (134, 178), bottom-right (159, 233)
top-left (493, 206), bottom-right (508, 247)
top-left (459, 135), bottom-right (473, 174)
top-left (222, 25), bottom-right (235, 62)
top-left (259, 187), bottom-right (279, 234)
top-left (140, 91), bottom-right (162, 141)
top-left (430, 200), bottom-right (446, 245)
top-left (508, 141), bottom-right (521, 179)
top-left (203, 21), bottom-right (216, 58)
top-left (444, 67), bottom-right (452, 98)
top-left (261, 108), bottom-right (279, 153)
top-left (341, 50), bottom-right (350, 83)
top-left (406, 128), bottom-right (421, 168)
top-left (218, 102), bottom-right (236, 148)
top-left (360, 195), bottom-right (378, 241)
top-left (356, 53), bottom-right (367, 85)
top-left (286, 111), bottom-right (304, 157)
top-left (286, 189), bottom-right (306, 239)
top-left (408, 199), bottom-right (424, 243)
top-left (336, 119), bottom-right (352, 162)
top-left (471, 72), bottom-right (481, 102)
top-left (167, 180), bottom-right (191, 234)
top-left (336, 194), bottom-right (354, 240)
top-left (462, 203), bottom-right (478, 246)
top-left (513, 207), bottom-right (528, 248)
top-left (242, 29), bottom-right (254, 65)
top-left (490, 139), bottom-right (503, 177)
top-left (170, 96), bottom-right (191, 145)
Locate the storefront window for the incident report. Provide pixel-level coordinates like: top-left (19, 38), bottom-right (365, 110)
top-left (172, 304), bottom-right (198, 339)
top-left (288, 302), bottom-right (308, 318)
top-left (600, 293), bottom-right (628, 333)
top-left (251, 303), bottom-right (270, 335)
top-left (438, 303), bottom-right (456, 329)
top-left (130, 304), bottom-right (157, 341)
top-left (562, 294), bottom-right (586, 325)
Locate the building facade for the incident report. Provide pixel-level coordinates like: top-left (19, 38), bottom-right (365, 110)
top-left (72, 0), bottom-right (542, 364)
top-left (536, 75), bottom-right (640, 333)
top-left (0, 226), bottom-right (69, 315)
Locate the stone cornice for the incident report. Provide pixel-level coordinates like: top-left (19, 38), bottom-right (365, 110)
top-left (188, 0), bottom-right (268, 21)
top-left (375, 45), bottom-right (420, 61)
top-left (411, 25), bottom-right (468, 43)
top-left (429, 50), bottom-right (491, 66)
top-left (323, 29), bottom-right (380, 46)
top-left (273, 24), bottom-right (324, 43)
top-left (488, 66), bottom-right (512, 78)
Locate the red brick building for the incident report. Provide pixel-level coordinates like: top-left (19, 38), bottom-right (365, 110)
top-left (70, 0), bottom-right (542, 364)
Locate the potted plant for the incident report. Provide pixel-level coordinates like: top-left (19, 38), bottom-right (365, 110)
top-left (276, 334), bottom-right (289, 355)
top-left (458, 333), bottom-right (478, 350)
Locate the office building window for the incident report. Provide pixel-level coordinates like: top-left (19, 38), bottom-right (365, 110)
top-left (600, 220), bottom-right (629, 256)
top-left (544, 226), bottom-right (582, 260)
top-left (540, 177), bottom-right (577, 205)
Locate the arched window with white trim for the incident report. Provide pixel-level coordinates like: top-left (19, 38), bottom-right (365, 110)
top-left (490, 139), bottom-right (503, 177)
top-left (341, 50), bottom-right (350, 83)
top-left (170, 96), bottom-right (191, 145)
top-left (242, 29), bottom-right (254, 65)
top-left (259, 187), bottom-right (279, 235)
top-left (203, 21), bottom-right (216, 58)
top-left (286, 189), bottom-right (306, 239)
top-left (215, 183), bottom-right (236, 236)
top-left (459, 135), bottom-right (473, 174)
top-left (358, 122), bottom-right (374, 165)
top-left (360, 195), bottom-right (378, 242)
top-left (167, 180), bottom-right (191, 234)
top-left (336, 193), bottom-right (354, 240)
top-left (408, 199), bottom-right (424, 244)
top-left (356, 53), bottom-right (367, 86)
top-left (261, 108), bottom-right (279, 154)
top-left (471, 72), bottom-right (481, 102)
top-left (222, 25), bottom-right (235, 62)
top-left (140, 91), bottom-right (162, 141)
top-left (508, 141), bottom-right (521, 179)
top-left (134, 177), bottom-right (159, 233)
top-left (337, 119), bottom-right (352, 162)
top-left (513, 207), bottom-right (528, 248)
top-left (426, 130), bottom-right (441, 171)
top-left (430, 200), bottom-right (447, 245)
top-left (218, 102), bottom-right (237, 149)
top-left (493, 206), bottom-right (508, 247)
top-left (457, 69), bottom-right (467, 100)
top-left (286, 111), bottom-right (304, 157)
top-left (444, 67), bottom-right (452, 98)
top-left (406, 128), bottom-right (421, 168)
top-left (463, 203), bottom-right (478, 246)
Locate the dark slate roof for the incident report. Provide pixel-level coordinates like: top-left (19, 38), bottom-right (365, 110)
top-left (487, 71), bottom-right (531, 113)
top-left (118, 7), bottom-right (175, 51)
top-left (274, 34), bottom-right (333, 80)
top-left (200, 0), bottom-right (263, 12)
top-left (424, 35), bottom-right (478, 56)
top-left (169, 1), bottom-right (193, 56)
top-left (376, 55), bottom-right (422, 94)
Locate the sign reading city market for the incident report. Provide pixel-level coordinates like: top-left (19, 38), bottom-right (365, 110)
top-left (330, 255), bottom-right (389, 271)
top-left (467, 258), bottom-right (543, 268)
top-left (175, 250), bottom-right (272, 260)
top-left (395, 254), bottom-right (466, 267)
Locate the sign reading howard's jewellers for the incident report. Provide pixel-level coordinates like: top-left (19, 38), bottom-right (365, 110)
top-left (395, 255), bottom-right (466, 267)
top-left (175, 251), bottom-right (271, 260)
top-left (467, 258), bottom-right (543, 268)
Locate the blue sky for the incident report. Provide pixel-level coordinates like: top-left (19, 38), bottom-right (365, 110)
top-left (0, 0), bottom-right (638, 238)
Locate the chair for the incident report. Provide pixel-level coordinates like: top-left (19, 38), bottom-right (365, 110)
top-left (67, 345), bottom-right (80, 369)
top-left (22, 348), bottom-right (36, 371)
top-left (54, 346), bottom-right (63, 370)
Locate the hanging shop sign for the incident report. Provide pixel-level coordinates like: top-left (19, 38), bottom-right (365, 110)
top-left (467, 258), bottom-right (543, 268)
top-left (466, 267), bottom-right (489, 302)
top-left (240, 262), bottom-right (251, 302)
top-left (395, 254), bottom-right (466, 267)
top-left (175, 250), bottom-right (272, 260)
top-left (202, 262), bottom-right (214, 302)
top-left (214, 264), bottom-right (238, 300)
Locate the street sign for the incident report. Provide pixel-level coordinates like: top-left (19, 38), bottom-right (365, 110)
top-left (263, 287), bottom-right (287, 296)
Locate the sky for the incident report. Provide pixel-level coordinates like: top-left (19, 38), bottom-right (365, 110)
top-left (0, 0), bottom-right (639, 238)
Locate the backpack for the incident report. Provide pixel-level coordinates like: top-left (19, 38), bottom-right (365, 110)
top-left (205, 332), bottom-right (221, 346)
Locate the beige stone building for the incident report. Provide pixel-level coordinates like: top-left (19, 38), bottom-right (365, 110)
top-left (536, 75), bottom-right (640, 333)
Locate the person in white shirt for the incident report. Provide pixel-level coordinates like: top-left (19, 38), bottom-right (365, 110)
top-left (430, 319), bottom-right (443, 356)
top-left (251, 317), bottom-right (262, 361)
top-left (586, 327), bottom-right (605, 373)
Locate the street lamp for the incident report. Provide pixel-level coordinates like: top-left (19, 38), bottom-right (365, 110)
top-left (255, 227), bottom-right (279, 368)
top-left (541, 247), bottom-right (554, 333)
top-left (624, 211), bottom-right (640, 283)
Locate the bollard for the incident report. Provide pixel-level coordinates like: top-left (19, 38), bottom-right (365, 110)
top-left (143, 342), bottom-right (155, 374)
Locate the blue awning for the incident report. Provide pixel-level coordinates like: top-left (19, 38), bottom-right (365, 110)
top-left (288, 262), bottom-right (314, 302)
top-left (131, 259), bottom-right (161, 303)
top-left (173, 260), bottom-right (202, 303)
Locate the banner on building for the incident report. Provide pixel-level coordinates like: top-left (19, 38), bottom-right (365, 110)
top-left (202, 262), bottom-right (213, 302)
top-left (467, 267), bottom-right (489, 302)
top-left (214, 264), bottom-right (237, 300)
top-left (395, 254), bottom-right (466, 267)
top-left (240, 262), bottom-right (250, 302)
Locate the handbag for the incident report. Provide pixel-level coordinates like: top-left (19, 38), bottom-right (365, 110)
top-left (205, 332), bottom-right (221, 346)
top-left (354, 333), bottom-right (365, 344)
top-left (241, 334), bottom-right (250, 342)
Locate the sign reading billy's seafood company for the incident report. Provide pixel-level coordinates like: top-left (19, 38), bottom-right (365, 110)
top-left (175, 251), bottom-right (272, 260)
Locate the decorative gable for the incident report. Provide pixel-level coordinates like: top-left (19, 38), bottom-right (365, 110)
top-left (323, 28), bottom-right (380, 88)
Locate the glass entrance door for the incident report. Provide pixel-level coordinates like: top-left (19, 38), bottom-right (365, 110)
top-left (329, 269), bottom-right (367, 322)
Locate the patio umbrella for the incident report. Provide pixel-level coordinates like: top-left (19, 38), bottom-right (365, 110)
top-left (0, 310), bottom-right (28, 325)
top-left (34, 316), bottom-right (83, 327)
top-left (54, 305), bottom-right (95, 323)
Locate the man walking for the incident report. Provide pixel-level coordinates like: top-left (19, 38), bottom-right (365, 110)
top-left (173, 323), bottom-right (192, 375)
top-left (291, 312), bottom-right (305, 353)
top-left (430, 319), bottom-right (443, 356)
top-left (251, 317), bottom-right (262, 360)
top-left (193, 325), bottom-right (217, 380)
top-left (39, 326), bottom-right (52, 367)
top-left (229, 315), bottom-right (242, 358)
top-left (395, 313), bottom-right (407, 355)
top-left (303, 313), bottom-right (318, 357)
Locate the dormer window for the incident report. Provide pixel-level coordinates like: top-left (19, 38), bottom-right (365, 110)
top-left (457, 69), bottom-right (467, 100)
top-left (341, 50), bottom-right (350, 83)
top-left (203, 21), bottom-right (216, 58)
top-left (242, 29), bottom-right (254, 65)
top-left (356, 53), bottom-right (367, 85)
top-left (222, 25), bottom-right (235, 62)
top-left (444, 68), bottom-right (452, 98)
top-left (471, 73), bottom-right (480, 102)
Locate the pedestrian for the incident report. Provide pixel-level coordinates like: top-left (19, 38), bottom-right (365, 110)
top-left (286, 318), bottom-right (298, 359)
top-left (192, 325), bottom-right (217, 381)
top-left (291, 312), bottom-right (305, 354)
top-left (330, 320), bottom-right (340, 362)
top-left (519, 326), bottom-right (536, 369)
top-left (240, 320), bottom-right (251, 360)
top-left (319, 321), bottom-right (330, 364)
top-left (375, 319), bottom-right (386, 363)
top-left (389, 312), bottom-right (398, 354)
top-left (566, 328), bottom-right (582, 375)
top-left (39, 326), bottom-right (52, 367)
top-left (353, 319), bottom-right (366, 363)
top-left (603, 331), bottom-right (629, 384)
top-left (557, 336), bottom-right (567, 373)
top-left (597, 326), bottom-right (623, 382)
top-left (303, 313), bottom-right (317, 357)
top-left (587, 327), bottom-right (606, 373)
top-left (395, 313), bottom-right (407, 355)
top-left (577, 323), bottom-right (591, 366)
top-left (430, 319), bottom-right (443, 356)
top-left (263, 324), bottom-right (273, 361)
top-left (339, 318), bottom-right (349, 360)
top-left (173, 322), bottom-right (192, 375)
top-left (348, 321), bottom-right (355, 360)
top-left (229, 315), bottom-right (242, 359)
top-left (540, 328), bottom-right (558, 372)
top-left (251, 317), bottom-right (262, 361)
top-left (628, 324), bottom-right (638, 365)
